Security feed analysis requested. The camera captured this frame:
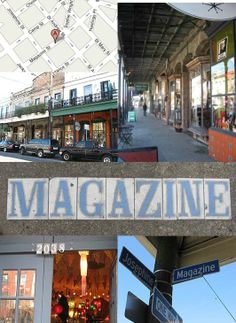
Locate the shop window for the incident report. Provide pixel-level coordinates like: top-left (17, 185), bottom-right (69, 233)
top-left (65, 124), bottom-right (74, 146)
top-left (92, 122), bottom-right (106, 147)
top-left (51, 250), bottom-right (116, 323)
top-left (211, 57), bottom-right (235, 131)
top-left (169, 77), bottom-right (181, 122)
top-left (211, 62), bottom-right (225, 95)
top-left (227, 57), bottom-right (235, 94)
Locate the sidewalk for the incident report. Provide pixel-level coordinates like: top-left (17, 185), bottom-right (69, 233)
top-left (119, 108), bottom-right (214, 162)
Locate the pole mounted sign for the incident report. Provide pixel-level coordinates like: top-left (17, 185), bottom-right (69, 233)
top-left (119, 247), bottom-right (155, 290)
top-left (172, 260), bottom-right (220, 284)
top-left (151, 287), bottom-right (183, 323)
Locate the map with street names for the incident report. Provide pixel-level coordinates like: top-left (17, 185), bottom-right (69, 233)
top-left (0, 0), bottom-right (117, 73)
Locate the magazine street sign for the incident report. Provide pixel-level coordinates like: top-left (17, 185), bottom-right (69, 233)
top-left (7, 178), bottom-right (231, 220)
top-left (172, 260), bottom-right (220, 284)
top-left (119, 247), bottom-right (155, 290)
top-left (151, 287), bottom-right (183, 323)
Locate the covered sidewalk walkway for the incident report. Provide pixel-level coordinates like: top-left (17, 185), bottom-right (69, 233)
top-left (119, 108), bottom-right (214, 162)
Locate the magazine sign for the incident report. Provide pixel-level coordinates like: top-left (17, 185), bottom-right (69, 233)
top-left (7, 178), bottom-right (231, 220)
top-left (172, 260), bottom-right (220, 284)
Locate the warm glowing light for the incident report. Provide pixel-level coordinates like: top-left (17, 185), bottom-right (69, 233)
top-left (79, 251), bottom-right (89, 276)
top-left (79, 251), bottom-right (89, 295)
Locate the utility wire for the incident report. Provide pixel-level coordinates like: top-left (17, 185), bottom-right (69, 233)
top-left (203, 276), bottom-right (236, 322)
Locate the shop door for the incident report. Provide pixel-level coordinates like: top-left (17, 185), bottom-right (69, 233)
top-left (0, 254), bottom-right (53, 323)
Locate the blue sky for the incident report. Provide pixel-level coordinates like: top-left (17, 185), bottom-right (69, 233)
top-left (118, 236), bottom-right (236, 323)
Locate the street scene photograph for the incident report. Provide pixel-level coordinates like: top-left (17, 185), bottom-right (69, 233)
top-left (0, 236), bottom-right (117, 323)
top-left (118, 236), bottom-right (236, 323)
top-left (0, 71), bottom-right (119, 162)
top-left (118, 3), bottom-right (236, 162)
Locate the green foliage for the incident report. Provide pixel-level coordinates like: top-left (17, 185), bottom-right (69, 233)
top-left (15, 104), bottom-right (46, 118)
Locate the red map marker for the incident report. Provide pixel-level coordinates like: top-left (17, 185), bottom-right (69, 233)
top-left (51, 29), bottom-right (60, 43)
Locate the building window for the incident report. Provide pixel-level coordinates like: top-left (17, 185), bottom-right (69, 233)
top-left (54, 93), bottom-right (61, 101)
top-left (70, 89), bottom-right (77, 105)
top-left (35, 98), bottom-right (40, 106)
top-left (84, 85), bottom-right (93, 103)
top-left (44, 96), bottom-right (49, 105)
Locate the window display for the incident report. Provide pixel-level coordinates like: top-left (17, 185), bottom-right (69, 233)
top-left (92, 122), bottom-right (106, 147)
top-left (189, 61), bottom-right (211, 130)
top-left (65, 125), bottom-right (74, 146)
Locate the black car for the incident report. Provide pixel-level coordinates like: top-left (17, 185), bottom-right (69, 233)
top-left (59, 140), bottom-right (118, 162)
top-left (20, 139), bottom-right (60, 158)
top-left (0, 140), bottom-right (20, 152)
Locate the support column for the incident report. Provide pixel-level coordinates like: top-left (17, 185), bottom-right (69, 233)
top-left (182, 71), bottom-right (190, 130)
top-left (147, 237), bottom-right (180, 323)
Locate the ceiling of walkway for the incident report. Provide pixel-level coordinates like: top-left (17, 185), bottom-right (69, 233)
top-left (139, 237), bottom-right (236, 267)
top-left (118, 3), bottom-right (208, 83)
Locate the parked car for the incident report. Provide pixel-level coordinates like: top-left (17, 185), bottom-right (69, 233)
top-left (0, 140), bottom-right (20, 152)
top-left (20, 139), bottom-right (60, 158)
top-left (59, 140), bottom-right (118, 162)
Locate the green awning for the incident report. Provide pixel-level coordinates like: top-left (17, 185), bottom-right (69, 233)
top-left (52, 100), bottom-right (117, 117)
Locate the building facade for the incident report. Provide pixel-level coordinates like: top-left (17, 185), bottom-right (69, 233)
top-left (0, 72), bottom-right (118, 148)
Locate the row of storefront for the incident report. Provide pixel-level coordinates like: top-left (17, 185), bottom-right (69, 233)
top-left (147, 21), bottom-right (236, 143)
top-left (3, 107), bottom-right (117, 149)
top-left (0, 73), bottom-right (118, 149)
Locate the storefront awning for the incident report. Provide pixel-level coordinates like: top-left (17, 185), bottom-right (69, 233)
top-left (51, 100), bottom-right (117, 117)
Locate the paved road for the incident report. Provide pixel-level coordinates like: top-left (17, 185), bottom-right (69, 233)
top-left (0, 151), bottom-right (64, 163)
top-left (120, 108), bottom-right (214, 162)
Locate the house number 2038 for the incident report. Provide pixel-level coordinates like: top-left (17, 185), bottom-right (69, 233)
top-left (36, 243), bottom-right (65, 255)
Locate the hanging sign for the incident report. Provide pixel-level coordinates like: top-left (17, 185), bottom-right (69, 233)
top-left (168, 3), bottom-right (236, 21)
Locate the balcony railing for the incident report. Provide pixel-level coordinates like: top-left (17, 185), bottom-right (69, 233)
top-left (53, 89), bottom-right (118, 110)
top-left (0, 90), bottom-right (118, 120)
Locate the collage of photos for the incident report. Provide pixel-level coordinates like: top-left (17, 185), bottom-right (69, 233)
top-left (1, 1), bottom-right (236, 323)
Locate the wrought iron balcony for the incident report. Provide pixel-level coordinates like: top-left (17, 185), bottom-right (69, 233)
top-left (52, 89), bottom-right (118, 110)
top-left (0, 90), bottom-right (118, 120)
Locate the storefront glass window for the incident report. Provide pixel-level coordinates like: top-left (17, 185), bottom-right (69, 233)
top-left (212, 96), bottom-right (226, 128)
top-left (92, 122), bottom-right (106, 147)
top-left (18, 300), bottom-right (34, 323)
top-left (65, 125), bottom-right (74, 146)
top-left (191, 75), bottom-right (201, 127)
top-left (170, 81), bottom-right (175, 112)
top-left (211, 62), bottom-right (226, 95)
top-left (227, 57), bottom-right (235, 94)
top-left (202, 64), bottom-right (211, 129)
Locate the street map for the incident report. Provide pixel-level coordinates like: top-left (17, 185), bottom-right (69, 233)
top-left (0, 0), bottom-right (117, 73)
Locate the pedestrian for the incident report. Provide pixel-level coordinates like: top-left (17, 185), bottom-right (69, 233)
top-left (57, 292), bottom-right (69, 323)
top-left (143, 102), bottom-right (147, 116)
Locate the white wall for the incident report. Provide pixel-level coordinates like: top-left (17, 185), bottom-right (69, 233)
top-left (64, 72), bottom-right (118, 99)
